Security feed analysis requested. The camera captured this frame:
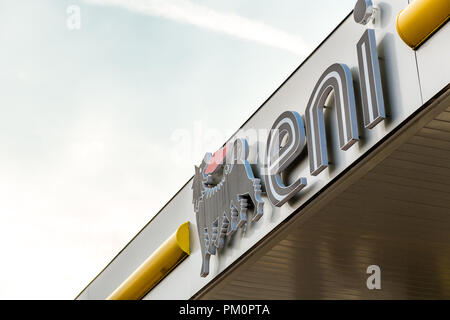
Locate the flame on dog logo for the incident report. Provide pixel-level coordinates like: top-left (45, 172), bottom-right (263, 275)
top-left (192, 138), bottom-right (264, 277)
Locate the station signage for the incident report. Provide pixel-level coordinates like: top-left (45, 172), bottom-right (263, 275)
top-left (192, 20), bottom-right (386, 277)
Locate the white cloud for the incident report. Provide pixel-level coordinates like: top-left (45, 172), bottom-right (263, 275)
top-left (84, 0), bottom-right (311, 55)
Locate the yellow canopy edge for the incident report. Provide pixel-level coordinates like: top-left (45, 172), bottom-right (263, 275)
top-left (396, 0), bottom-right (449, 50)
top-left (107, 221), bottom-right (190, 300)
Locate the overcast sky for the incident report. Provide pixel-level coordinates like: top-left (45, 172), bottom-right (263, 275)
top-left (0, 0), bottom-right (354, 299)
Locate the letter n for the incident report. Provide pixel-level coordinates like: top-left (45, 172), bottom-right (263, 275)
top-left (305, 63), bottom-right (359, 176)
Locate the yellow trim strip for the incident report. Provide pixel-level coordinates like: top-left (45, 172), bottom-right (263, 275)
top-left (107, 222), bottom-right (190, 300)
top-left (396, 0), bottom-right (449, 50)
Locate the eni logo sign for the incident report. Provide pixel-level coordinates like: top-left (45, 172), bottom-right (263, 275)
top-left (192, 6), bottom-right (386, 277)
